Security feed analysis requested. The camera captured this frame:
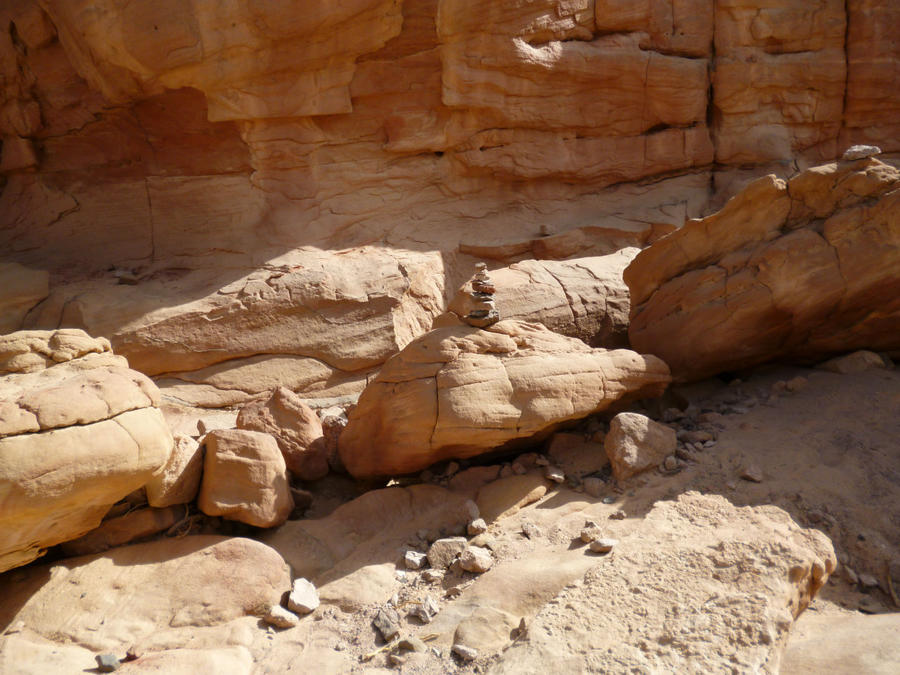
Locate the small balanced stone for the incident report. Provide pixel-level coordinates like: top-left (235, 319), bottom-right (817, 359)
top-left (842, 144), bottom-right (881, 160)
top-left (464, 262), bottom-right (500, 328)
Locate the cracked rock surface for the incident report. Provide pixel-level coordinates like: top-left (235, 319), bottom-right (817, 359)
top-left (625, 157), bottom-right (900, 381)
top-left (338, 320), bottom-right (671, 478)
top-left (0, 329), bottom-right (174, 572)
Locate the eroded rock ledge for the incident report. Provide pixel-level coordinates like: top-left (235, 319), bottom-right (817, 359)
top-left (625, 157), bottom-right (900, 381)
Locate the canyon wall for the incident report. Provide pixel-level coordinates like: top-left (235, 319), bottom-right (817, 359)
top-left (0, 0), bottom-right (897, 402)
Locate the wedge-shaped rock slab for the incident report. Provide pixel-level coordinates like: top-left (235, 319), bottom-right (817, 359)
top-left (0, 329), bottom-right (173, 572)
top-left (625, 158), bottom-right (900, 381)
top-left (339, 320), bottom-right (670, 478)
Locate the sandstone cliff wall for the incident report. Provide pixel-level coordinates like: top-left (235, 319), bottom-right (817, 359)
top-left (1, 0), bottom-right (897, 275)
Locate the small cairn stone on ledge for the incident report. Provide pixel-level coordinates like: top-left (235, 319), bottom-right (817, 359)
top-left (841, 144), bottom-right (881, 160)
top-left (464, 262), bottom-right (500, 328)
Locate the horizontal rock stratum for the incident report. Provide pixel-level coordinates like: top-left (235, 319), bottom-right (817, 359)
top-left (0, 329), bottom-right (173, 572)
top-left (625, 157), bottom-right (900, 381)
top-left (338, 320), bottom-right (671, 478)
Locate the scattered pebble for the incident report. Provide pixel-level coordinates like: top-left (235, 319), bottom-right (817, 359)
top-left (726, 480), bottom-right (737, 490)
top-left (535, 455), bottom-right (550, 466)
top-left (609, 510), bottom-right (626, 520)
top-left (602, 496), bottom-right (617, 505)
top-left (373, 606), bottom-right (401, 641)
top-left (427, 537), bottom-right (467, 569)
top-left (452, 644), bottom-right (478, 662)
top-left (785, 376), bottom-right (808, 392)
top-left (409, 596), bottom-right (439, 623)
top-left (807, 510), bottom-right (824, 524)
top-left (422, 569), bottom-right (445, 583)
top-left (858, 573), bottom-right (880, 589)
top-left (544, 465), bottom-right (565, 483)
top-left (521, 521), bottom-right (541, 539)
top-left (580, 524), bottom-right (602, 543)
top-left (512, 462), bottom-right (527, 475)
top-left (404, 550), bottom-right (427, 570)
top-left (395, 570), bottom-right (408, 583)
top-left (96, 654), bottom-right (120, 672)
top-left (467, 518), bottom-right (488, 536)
top-left (287, 578), bottom-right (320, 615)
top-left (740, 465), bottom-right (764, 483)
top-left (263, 605), bottom-right (301, 629)
top-left (459, 546), bottom-right (494, 573)
top-left (842, 566), bottom-right (859, 585)
top-left (663, 455), bottom-right (679, 472)
top-left (589, 538), bottom-right (617, 554)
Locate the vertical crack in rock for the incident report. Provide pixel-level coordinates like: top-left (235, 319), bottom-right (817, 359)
top-left (144, 178), bottom-right (155, 264)
top-left (840, 0), bottom-right (851, 137)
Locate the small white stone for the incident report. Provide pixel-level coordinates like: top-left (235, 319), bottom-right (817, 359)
top-left (459, 546), bottom-right (494, 573)
top-left (404, 550), bottom-right (427, 570)
top-left (452, 644), bottom-right (478, 661)
top-left (544, 465), bottom-right (565, 483)
top-left (263, 605), bottom-right (300, 629)
top-left (842, 144), bottom-right (881, 160)
top-left (287, 578), bottom-right (320, 615)
top-left (467, 518), bottom-right (488, 536)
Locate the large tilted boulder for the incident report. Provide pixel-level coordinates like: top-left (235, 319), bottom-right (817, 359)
top-left (0, 329), bottom-right (174, 572)
top-left (625, 157), bottom-right (900, 381)
top-left (338, 320), bottom-right (671, 478)
top-left (442, 249), bottom-right (638, 348)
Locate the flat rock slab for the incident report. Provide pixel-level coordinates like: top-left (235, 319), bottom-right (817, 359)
top-left (0, 536), bottom-right (290, 653)
top-left (491, 493), bottom-right (836, 674)
top-left (339, 320), bottom-right (670, 477)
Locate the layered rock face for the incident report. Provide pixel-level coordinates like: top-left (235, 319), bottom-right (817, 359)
top-left (626, 157), bottom-right (900, 381)
top-left (1, 1), bottom-right (897, 396)
top-left (0, 329), bottom-right (173, 572)
top-left (339, 320), bottom-right (670, 478)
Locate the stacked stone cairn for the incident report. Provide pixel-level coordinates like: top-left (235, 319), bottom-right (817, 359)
top-left (464, 262), bottom-right (500, 328)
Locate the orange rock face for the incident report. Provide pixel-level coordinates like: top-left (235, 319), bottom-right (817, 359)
top-left (625, 157), bottom-right (900, 381)
top-left (0, 1), bottom-right (897, 392)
